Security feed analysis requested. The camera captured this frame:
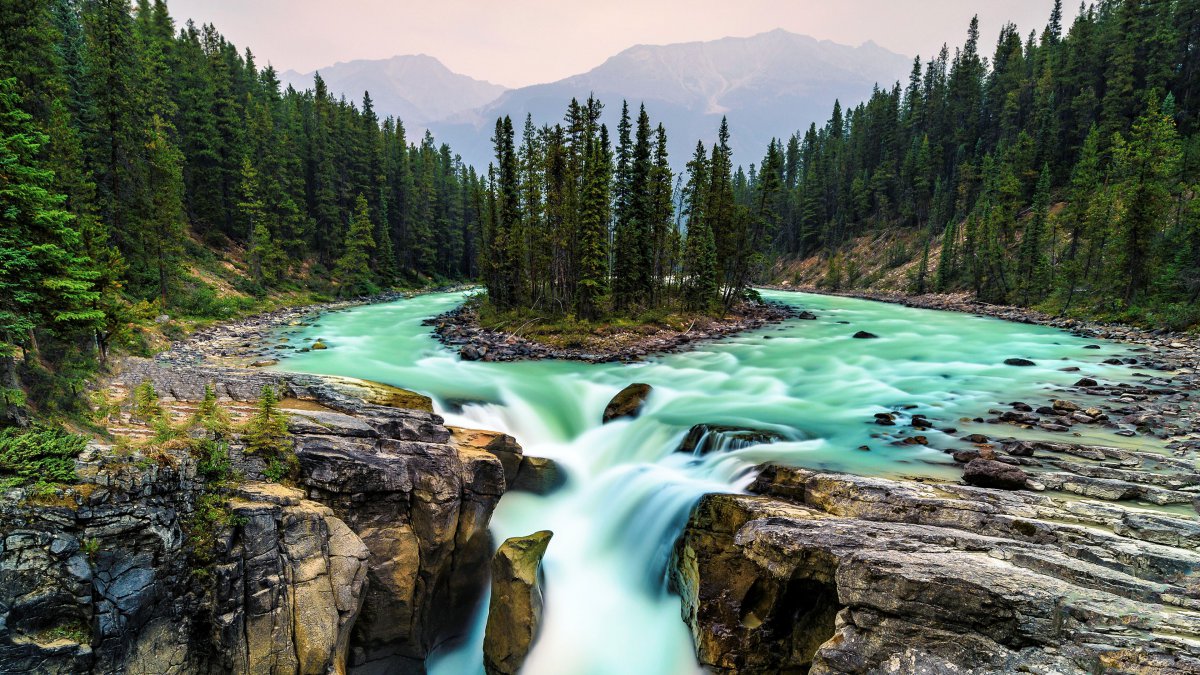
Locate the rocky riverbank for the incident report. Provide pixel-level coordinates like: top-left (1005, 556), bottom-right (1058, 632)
top-left (771, 284), bottom-right (1195, 353)
top-left (159, 284), bottom-right (476, 367)
top-left (672, 465), bottom-right (1200, 674)
top-left (427, 299), bottom-right (802, 363)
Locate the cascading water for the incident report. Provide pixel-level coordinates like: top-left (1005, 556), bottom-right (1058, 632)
top-left (274, 289), bottom-right (1141, 674)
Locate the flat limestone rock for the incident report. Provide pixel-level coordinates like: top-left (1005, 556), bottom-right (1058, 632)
top-left (672, 465), bottom-right (1200, 674)
top-left (320, 375), bottom-right (435, 412)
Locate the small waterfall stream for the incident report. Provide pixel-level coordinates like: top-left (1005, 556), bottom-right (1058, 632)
top-left (274, 289), bottom-right (1141, 674)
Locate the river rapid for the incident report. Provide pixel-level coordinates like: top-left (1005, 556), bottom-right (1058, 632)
top-left (273, 289), bottom-right (1138, 675)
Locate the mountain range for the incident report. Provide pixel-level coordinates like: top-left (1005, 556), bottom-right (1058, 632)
top-left (286, 30), bottom-right (912, 170)
top-left (279, 54), bottom-right (507, 130)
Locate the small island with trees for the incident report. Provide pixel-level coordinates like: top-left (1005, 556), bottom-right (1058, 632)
top-left (431, 99), bottom-right (798, 361)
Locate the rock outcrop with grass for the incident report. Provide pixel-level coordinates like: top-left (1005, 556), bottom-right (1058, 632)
top-left (0, 358), bottom-right (518, 674)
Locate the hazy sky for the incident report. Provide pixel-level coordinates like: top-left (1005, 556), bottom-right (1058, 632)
top-left (166, 0), bottom-right (1074, 88)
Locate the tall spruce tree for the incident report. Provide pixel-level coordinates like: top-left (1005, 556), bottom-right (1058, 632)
top-left (333, 194), bottom-right (377, 297)
top-left (0, 79), bottom-right (101, 400)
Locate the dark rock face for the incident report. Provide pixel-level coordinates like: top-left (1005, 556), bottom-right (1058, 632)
top-left (293, 412), bottom-right (505, 673)
top-left (0, 359), bottom-right (514, 675)
top-left (483, 531), bottom-right (553, 675)
top-left (511, 456), bottom-right (565, 495)
top-left (676, 425), bottom-right (785, 456)
top-left (851, 331), bottom-right (878, 339)
top-left (673, 465), bottom-right (1200, 674)
top-left (602, 383), bottom-right (653, 424)
top-left (962, 458), bottom-right (1030, 490)
top-left (209, 483), bottom-right (371, 674)
top-left (1004, 357), bottom-right (1036, 366)
top-left (0, 455), bottom-right (374, 675)
top-left (0, 450), bottom-right (200, 675)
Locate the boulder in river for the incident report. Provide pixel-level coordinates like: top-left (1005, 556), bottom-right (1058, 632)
top-left (602, 383), bottom-right (652, 423)
top-left (852, 331), bottom-right (879, 339)
top-left (484, 531), bottom-right (553, 675)
top-left (962, 458), bottom-right (1029, 490)
top-left (1003, 357), bottom-right (1036, 366)
top-left (676, 424), bottom-right (785, 455)
top-left (511, 456), bottom-right (566, 495)
top-left (1052, 399), bottom-right (1080, 412)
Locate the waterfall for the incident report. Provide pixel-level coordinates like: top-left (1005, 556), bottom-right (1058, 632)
top-left (274, 288), bottom-right (1132, 675)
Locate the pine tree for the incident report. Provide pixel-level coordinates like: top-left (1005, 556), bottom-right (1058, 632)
top-left (1017, 165), bottom-right (1052, 304)
top-left (613, 104), bottom-right (654, 310)
top-left (143, 114), bottom-right (186, 306)
top-left (239, 157), bottom-right (285, 286)
top-left (0, 79), bottom-right (101, 398)
top-left (575, 138), bottom-right (610, 319)
top-left (333, 194), bottom-right (377, 297)
top-left (648, 124), bottom-right (675, 305)
top-left (489, 115), bottom-right (524, 309)
top-left (81, 0), bottom-right (145, 269)
top-left (242, 384), bottom-right (293, 480)
top-left (1112, 97), bottom-right (1181, 302)
top-left (683, 141), bottom-right (718, 310)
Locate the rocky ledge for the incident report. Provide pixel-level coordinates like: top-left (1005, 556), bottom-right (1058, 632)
top-left (0, 358), bottom-right (549, 674)
top-left (672, 464), bottom-right (1200, 674)
top-left (426, 299), bottom-right (801, 363)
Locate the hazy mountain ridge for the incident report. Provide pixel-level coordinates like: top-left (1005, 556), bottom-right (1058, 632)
top-left (432, 30), bottom-right (912, 169)
top-left (285, 31), bottom-right (911, 170)
top-left (279, 54), bottom-right (507, 129)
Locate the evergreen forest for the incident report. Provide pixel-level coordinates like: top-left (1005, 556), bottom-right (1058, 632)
top-left (5, 0), bottom-right (1200, 421)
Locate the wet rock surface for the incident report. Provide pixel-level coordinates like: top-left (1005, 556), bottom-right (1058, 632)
top-left (483, 531), bottom-right (553, 675)
top-left (962, 457), bottom-right (1030, 490)
top-left (673, 464), bottom-right (1200, 674)
top-left (676, 424), bottom-right (786, 456)
top-left (602, 383), bottom-right (653, 424)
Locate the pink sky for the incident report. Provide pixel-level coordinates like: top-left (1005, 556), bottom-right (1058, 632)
top-left (166, 0), bottom-right (1075, 88)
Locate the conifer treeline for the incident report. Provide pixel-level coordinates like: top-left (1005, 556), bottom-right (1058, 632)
top-left (745, 0), bottom-right (1200, 324)
top-left (0, 0), bottom-right (484, 414)
top-left (482, 100), bottom-right (779, 317)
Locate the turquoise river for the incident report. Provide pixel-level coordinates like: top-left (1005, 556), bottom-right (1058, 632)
top-left (273, 289), bottom-right (1142, 675)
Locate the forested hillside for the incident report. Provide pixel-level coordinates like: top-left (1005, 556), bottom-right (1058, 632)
top-left (6, 0), bottom-right (1200, 422)
top-left (1, 0), bottom-right (485, 417)
top-left (751, 0), bottom-right (1200, 327)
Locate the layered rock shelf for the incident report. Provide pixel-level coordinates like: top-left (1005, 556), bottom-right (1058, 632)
top-left (672, 464), bottom-right (1200, 674)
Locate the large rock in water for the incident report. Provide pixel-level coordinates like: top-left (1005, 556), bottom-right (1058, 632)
top-left (962, 457), bottom-right (1030, 490)
top-left (483, 531), bottom-right (553, 675)
top-left (677, 424), bottom-right (785, 456)
top-left (672, 465), bottom-right (1200, 674)
top-left (511, 456), bottom-right (566, 495)
top-left (602, 383), bottom-right (652, 423)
